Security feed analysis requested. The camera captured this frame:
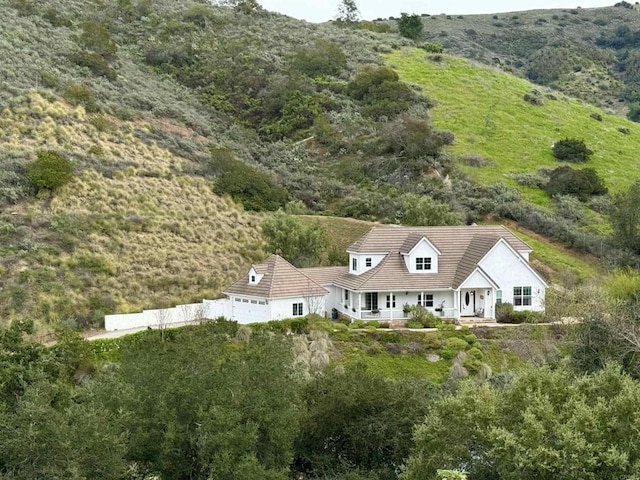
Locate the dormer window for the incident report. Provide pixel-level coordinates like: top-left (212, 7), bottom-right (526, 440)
top-left (352, 258), bottom-right (357, 271)
top-left (365, 257), bottom-right (372, 267)
top-left (250, 275), bottom-right (256, 283)
top-left (416, 257), bottom-right (432, 271)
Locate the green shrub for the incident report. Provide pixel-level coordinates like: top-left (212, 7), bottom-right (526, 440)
top-left (463, 347), bottom-right (484, 373)
top-left (70, 51), bottom-right (117, 80)
top-left (495, 302), bottom-right (514, 323)
top-left (368, 320), bottom-right (380, 329)
top-left (26, 151), bottom-right (74, 192)
top-left (64, 83), bottom-right (99, 112)
top-left (440, 337), bottom-right (469, 359)
top-left (87, 145), bottom-right (105, 156)
top-left (213, 153), bottom-right (288, 211)
top-left (420, 42), bottom-right (444, 53)
top-left (545, 166), bottom-right (607, 201)
top-left (407, 305), bottom-right (439, 327)
top-left (627, 103), bottom-right (640, 122)
top-left (347, 65), bottom-right (414, 119)
top-left (405, 320), bottom-right (424, 329)
top-left (291, 39), bottom-right (347, 77)
top-left (398, 12), bottom-right (423, 40)
top-left (552, 138), bottom-right (593, 163)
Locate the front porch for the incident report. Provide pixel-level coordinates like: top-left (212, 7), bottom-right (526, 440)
top-left (335, 285), bottom-right (497, 322)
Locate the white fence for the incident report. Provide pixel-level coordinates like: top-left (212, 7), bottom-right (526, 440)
top-left (104, 299), bottom-right (231, 332)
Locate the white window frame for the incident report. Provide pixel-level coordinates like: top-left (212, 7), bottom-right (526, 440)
top-left (386, 294), bottom-right (396, 308)
top-left (513, 286), bottom-right (532, 306)
top-left (418, 293), bottom-right (434, 307)
top-left (415, 257), bottom-right (432, 271)
top-left (352, 257), bottom-right (357, 271)
top-left (496, 290), bottom-right (502, 304)
top-left (293, 302), bottom-right (304, 316)
top-left (365, 292), bottom-right (378, 311)
top-left (365, 257), bottom-right (372, 267)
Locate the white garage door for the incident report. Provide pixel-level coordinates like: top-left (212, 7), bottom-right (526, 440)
top-left (232, 298), bottom-right (269, 324)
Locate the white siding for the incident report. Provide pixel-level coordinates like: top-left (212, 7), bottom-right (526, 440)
top-left (403, 239), bottom-right (440, 273)
top-left (479, 241), bottom-right (546, 311)
top-left (459, 269), bottom-right (494, 289)
top-left (348, 253), bottom-right (386, 275)
top-left (270, 296), bottom-right (326, 320)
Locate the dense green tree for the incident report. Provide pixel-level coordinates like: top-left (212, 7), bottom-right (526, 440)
top-left (211, 149), bottom-right (288, 211)
top-left (380, 115), bottom-right (454, 161)
top-left (611, 179), bottom-right (640, 253)
top-left (25, 150), bottom-right (74, 192)
top-left (403, 366), bottom-right (640, 480)
top-left (261, 212), bottom-right (330, 267)
top-left (294, 365), bottom-right (436, 478)
top-left (398, 13), bottom-right (423, 40)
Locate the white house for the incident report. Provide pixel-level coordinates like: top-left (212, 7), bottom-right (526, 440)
top-left (223, 225), bottom-right (548, 323)
top-left (223, 254), bottom-right (328, 324)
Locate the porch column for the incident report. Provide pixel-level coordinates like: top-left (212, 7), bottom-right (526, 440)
top-left (389, 292), bottom-right (393, 321)
top-left (453, 289), bottom-right (460, 320)
top-left (358, 292), bottom-right (362, 319)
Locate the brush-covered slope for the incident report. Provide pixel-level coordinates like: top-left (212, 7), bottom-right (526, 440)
top-left (387, 49), bottom-right (640, 203)
top-left (405, 4), bottom-right (640, 113)
top-left (0, 90), bottom-right (264, 328)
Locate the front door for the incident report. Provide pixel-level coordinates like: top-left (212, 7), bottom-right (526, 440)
top-left (460, 290), bottom-right (476, 316)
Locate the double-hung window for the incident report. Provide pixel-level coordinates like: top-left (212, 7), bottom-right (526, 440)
top-left (352, 258), bottom-right (357, 271)
top-left (513, 287), bottom-right (532, 306)
top-left (293, 302), bottom-right (304, 316)
top-left (365, 257), bottom-right (372, 267)
top-left (418, 293), bottom-right (434, 307)
top-left (415, 257), bottom-right (432, 271)
top-left (386, 294), bottom-right (396, 308)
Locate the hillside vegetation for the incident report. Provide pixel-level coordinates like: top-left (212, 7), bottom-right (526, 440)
top-left (406, 4), bottom-right (640, 114)
top-left (387, 48), bottom-right (640, 201)
top-left (3, 0), bottom-right (639, 330)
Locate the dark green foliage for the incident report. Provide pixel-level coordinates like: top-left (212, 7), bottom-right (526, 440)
top-left (291, 39), bottom-right (347, 78)
top-left (210, 148), bottom-right (288, 211)
top-left (70, 50), bottom-right (117, 80)
top-left (259, 90), bottom-right (322, 140)
top-left (261, 212), bottom-right (331, 267)
top-left (525, 47), bottom-right (576, 84)
top-left (380, 115), bottom-right (453, 160)
top-left (294, 365), bottom-right (436, 478)
top-left (552, 138), bottom-right (593, 163)
top-left (544, 166), bottom-right (607, 201)
top-left (404, 366), bottom-right (640, 480)
top-left (78, 21), bottom-right (117, 61)
top-left (63, 83), bottom-right (99, 112)
top-left (26, 150), bottom-right (74, 192)
top-left (398, 13), bottom-right (423, 40)
top-left (523, 89), bottom-right (544, 105)
top-left (420, 42), bottom-right (444, 53)
top-left (495, 302), bottom-right (542, 323)
top-left (628, 103), bottom-right (640, 122)
top-left (610, 180), bottom-right (640, 254)
top-left (398, 194), bottom-right (462, 226)
top-left (347, 65), bottom-right (415, 118)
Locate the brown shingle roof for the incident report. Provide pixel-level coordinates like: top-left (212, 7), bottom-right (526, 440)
top-left (300, 266), bottom-right (348, 285)
top-left (224, 255), bottom-right (328, 299)
top-left (335, 225), bottom-right (532, 291)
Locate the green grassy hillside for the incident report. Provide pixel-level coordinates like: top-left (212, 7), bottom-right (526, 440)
top-left (396, 5), bottom-right (640, 113)
top-left (387, 49), bottom-right (640, 206)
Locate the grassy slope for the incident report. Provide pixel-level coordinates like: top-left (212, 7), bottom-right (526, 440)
top-left (0, 91), bottom-right (263, 328)
top-left (386, 49), bottom-right (640, 205)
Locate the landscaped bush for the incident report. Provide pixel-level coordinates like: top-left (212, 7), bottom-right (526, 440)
top-left (552, 138), bottom-right (593, 163)
top-left (544, 166), bottom-right (607, 201)
top-left (496, 302), bottom-right (543, 323)
top-left (440, 337), bottom-right (469, 359)
top-left (25, 151), bottom-right (74, 192)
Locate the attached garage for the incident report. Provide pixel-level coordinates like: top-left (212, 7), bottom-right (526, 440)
top-left (230, 297), bottom-right (269, 324)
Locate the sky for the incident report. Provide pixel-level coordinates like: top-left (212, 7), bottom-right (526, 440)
top-left (259, 0), bottom-right (615, 23)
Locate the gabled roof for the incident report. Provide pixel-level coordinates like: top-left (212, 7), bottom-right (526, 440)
top-left (334, 225), bottom-right (535, 291)
top-left (399, 234), bottom-right (442, 255)
top-left (224, 255), bottom-right (328, 299)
